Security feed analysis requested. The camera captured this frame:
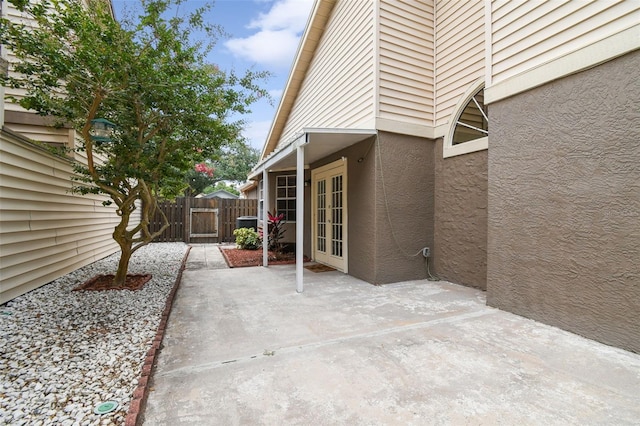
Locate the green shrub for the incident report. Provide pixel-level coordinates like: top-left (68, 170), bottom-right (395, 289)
top-left (233, 227), bottom-right (261, 250)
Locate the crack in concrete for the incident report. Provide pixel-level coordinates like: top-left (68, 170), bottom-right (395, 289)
top-left (156, 308), bottom-right (496, 378)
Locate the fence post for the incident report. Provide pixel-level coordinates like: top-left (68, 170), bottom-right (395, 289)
top-left (178, 197), bottom-right (185, 242)
top-left (184, 197), bottom-right (190, 244)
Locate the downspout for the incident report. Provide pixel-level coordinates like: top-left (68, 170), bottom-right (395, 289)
top-left (296, 133), bottom-right (309, 293)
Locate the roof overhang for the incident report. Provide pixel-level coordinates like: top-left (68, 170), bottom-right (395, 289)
top-left (238, 180), bottom-right (257, 193)
top-left (249, 128), bottom-right (377, 179)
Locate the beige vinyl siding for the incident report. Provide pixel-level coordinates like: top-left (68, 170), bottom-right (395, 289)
top-left (1, 0), bottom-right (96, 109)
top-left (277, 0), bottom-right (375, 148)
top-left (0, 131), bottom-right (125, 303)
top-left (3, 2), bottom-right (34, 116)
top-left (2, 2), bottom-right (74, 148)
top-left (3, 122), bottom-right (73, 147)
top-left (4, 87), bottom-right (30, 114)
top-left (490, 0), bottom-right (639, 86)
top-left (378, 0), bottom-right (435, 126)
top-left (435, 0), bottom-right (485, 128)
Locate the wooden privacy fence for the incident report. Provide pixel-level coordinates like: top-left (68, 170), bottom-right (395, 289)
top-left (149, 197), bottom-right (257, 243)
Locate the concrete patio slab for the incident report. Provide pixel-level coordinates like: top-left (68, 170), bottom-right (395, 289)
top-left (143, 246), bottom-right (640, 425)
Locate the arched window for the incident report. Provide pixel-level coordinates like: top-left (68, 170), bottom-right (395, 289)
top-left (444, 80), bottom-right (489, 158)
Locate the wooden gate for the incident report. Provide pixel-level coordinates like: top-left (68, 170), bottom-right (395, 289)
top-left (149, 197), bottom-right (257, 243)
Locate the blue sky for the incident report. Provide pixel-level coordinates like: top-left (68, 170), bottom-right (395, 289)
top-left (111, 0), bottom-right (314, 151)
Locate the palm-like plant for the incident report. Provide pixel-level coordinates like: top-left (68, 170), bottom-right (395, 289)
top-left (267, 211), bottom-right (286, 254)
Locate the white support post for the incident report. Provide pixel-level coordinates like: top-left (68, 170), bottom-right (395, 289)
top-left (296, 143), bottom-right (305, 293)
top-left (262, 168), bottom-right (269, 267)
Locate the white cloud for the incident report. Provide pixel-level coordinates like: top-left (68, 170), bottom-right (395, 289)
top-left (225, 0), bottom-right (313, 69)
top-left (242, 120), bottom-right (274, 150)
top-left (248, 0), bottom-right (312, 33)
top-left (226, 30), bottom-right (301, 68)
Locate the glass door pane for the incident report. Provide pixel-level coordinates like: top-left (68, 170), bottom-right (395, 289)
top-left (316, 179), bottom-right (326, 253)
top-left (331, 175), bottom-right (343, 257)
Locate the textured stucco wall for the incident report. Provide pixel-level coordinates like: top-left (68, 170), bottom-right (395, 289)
top-left (345, 139), bottom-right (377, 283)
top-left (433, 140), bottom-right (488, 289)
top-left (373, 132), bottom-right (434, 284)
top-left (311, 138), bottom-right (377, 283)
top-left (311, 133), bottom-right (434, 284)
top-left (487, 50), bottom-right (640, 353)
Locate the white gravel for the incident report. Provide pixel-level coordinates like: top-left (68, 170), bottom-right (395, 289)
top-left (0, 242), bottom-right (188, 426)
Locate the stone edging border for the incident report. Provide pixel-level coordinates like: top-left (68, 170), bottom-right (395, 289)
top-left (124, 245), bottom-right (192, 426)
top-left (218, 245), bottom-right (234, 268)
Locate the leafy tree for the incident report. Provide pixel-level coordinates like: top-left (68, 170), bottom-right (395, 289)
top-left (184, 139), bottom-right (259, 195)
top-left (211, 139), bottom-right (260, 184)
top-left (185, 162), bottom-right (215, 196)
top-left (0, 0), bottom-right (267, 286)
top-left (208, 181), bottom-right (240, 196)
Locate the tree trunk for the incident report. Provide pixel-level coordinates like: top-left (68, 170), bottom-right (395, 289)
top-left (108, 181), bottom-right (168, 288)
top-left (109, 182), bottom-right (166, 288)
top-left (111, 198), bottom-right (135, 288)
top-left (112, 243), bottom-right (133, 287)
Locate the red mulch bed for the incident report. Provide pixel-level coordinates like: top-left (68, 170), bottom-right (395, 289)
top-left (220, 247), bottom-right (309, 268)
top-left (73, 274), bottom-right (152, 291)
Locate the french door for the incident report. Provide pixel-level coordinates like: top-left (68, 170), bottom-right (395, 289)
top-left (311, 159), bottom-right (347, 272)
